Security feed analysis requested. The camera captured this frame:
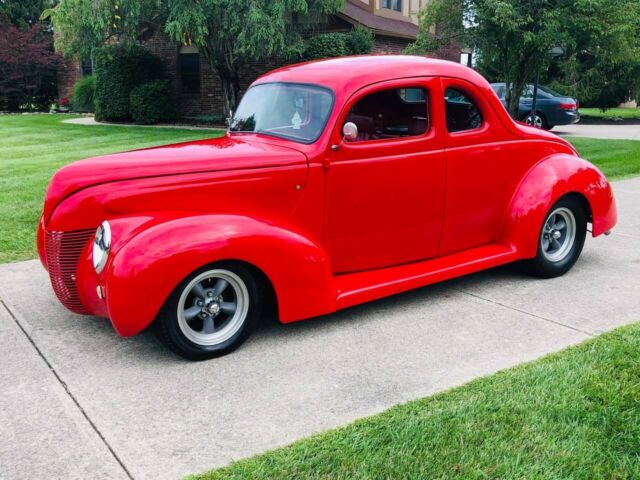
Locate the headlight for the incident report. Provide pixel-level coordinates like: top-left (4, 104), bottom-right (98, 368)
top-left (92, 221), bottom-right (111, 273)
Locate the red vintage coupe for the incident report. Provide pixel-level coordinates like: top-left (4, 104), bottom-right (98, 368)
top-left (38, 56), bottom-right (617, 359)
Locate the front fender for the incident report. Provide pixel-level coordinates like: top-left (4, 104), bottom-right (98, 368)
top-left (498, 154), bottom-right (617, 258)
top-left (104, 215), bottom-right (335, 336)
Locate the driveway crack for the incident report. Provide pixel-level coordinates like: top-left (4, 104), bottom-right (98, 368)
top-left (0, 299), bottom-right (134, 480)
top-left (456, 290), bottom-right (596, 338)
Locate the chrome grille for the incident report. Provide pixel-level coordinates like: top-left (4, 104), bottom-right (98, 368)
top-left (45, 228), bottom-right (94, 314)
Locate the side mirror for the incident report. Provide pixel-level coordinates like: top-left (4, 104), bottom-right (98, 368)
top-left (342, 122), bottom-right (358, 142)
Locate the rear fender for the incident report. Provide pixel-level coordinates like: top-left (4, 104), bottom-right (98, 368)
top-left (498, 154), bottom-right (617, 258)
top-left (104, 214), bottom-right (335, 336)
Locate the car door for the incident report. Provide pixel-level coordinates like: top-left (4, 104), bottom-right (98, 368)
top-left (325, 77), bottom-right (447, 274)
top-left (438, 78), bottom-right (532, 256)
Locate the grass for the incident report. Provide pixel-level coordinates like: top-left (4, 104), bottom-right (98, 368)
top-left (579, 107), bottom-right (640, 120)
top-left (0, 115), bottom-right (638, 263)
top-left (568, 136), bottom-right (640, 179)
top-left (0, 114), bottom-right (221, 263)
top-left (191, 323), bottom-right (640, 480)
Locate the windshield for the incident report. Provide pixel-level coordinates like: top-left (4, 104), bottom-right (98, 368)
top-left (229, 83), bottom-right (334, 144)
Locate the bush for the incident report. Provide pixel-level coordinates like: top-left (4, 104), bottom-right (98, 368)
top-left (303, 28), bottom-right (374, 61)
top-left (71, 75), bottom-right (96, 113)
top-left (129, 80), bottom-right (175, 124)
top-left (185, 115), bottom-right (227, 126)
top-left (94, 45), bottom-right (164, 121)
top-left (303, 32), bottom-right (347, 60)
top-left (344, 26), bottom-right (374, 55)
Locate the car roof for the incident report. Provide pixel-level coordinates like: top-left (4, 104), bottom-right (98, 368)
top-left (255, 55), bottom-right (490, 94)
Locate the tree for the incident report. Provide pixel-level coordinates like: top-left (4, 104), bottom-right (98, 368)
top-left (546, 0), bottom-right (640, 109)
top-left (0, 0), bottom-right (57, 28)
top-left (0, 16), bottom-right (59, 110)
top-left (46, 0), bottom-right (345, 115)
top-left (407, 0), bottom-right (640, 114)
top-left (407, 0), bottom-right (565, 117)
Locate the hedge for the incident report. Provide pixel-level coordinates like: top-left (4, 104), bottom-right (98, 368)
top-left (303, 28), bottom-right (374, 61)
top-left (129, 80), bottom-right (176, 124)
top-left (94, 45), bottom-right (164, 122)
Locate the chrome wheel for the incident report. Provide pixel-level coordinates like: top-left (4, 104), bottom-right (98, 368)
top-left (541, 207), bottom-right (576, 262)
top-left (525, 113), bottom-right (544, 129)
top-left (177, 269), bottom-right (249, 346)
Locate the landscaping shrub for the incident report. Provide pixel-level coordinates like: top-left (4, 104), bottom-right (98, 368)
top-left (344, 26), bottom-right (374, 55)
top-left (71, 75), bottom-right (95, 113)
top-left (129, 80), bottom-right (175, 124)
top-left (94, 45), bottom-right (164, 121)
top-left (303, 32), bottom-right (347, 60)
top-left (303, 28), bottom-right (374, 61)
top-left (185, 114), bottom-right (227, 126)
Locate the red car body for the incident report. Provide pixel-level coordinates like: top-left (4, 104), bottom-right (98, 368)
top-left (38, 56), bottom-right (617, 338)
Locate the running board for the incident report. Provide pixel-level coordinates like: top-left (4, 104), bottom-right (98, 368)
top-left (334, 244), bottom-right (519, 310)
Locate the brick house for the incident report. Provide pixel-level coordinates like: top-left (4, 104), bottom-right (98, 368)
top-left (58, 0), bottom-right (460, 118)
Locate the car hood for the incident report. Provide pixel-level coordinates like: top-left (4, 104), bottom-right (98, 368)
top-left (43, 135), bottom-right (307, 222)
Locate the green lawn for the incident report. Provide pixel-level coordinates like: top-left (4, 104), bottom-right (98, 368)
top-left (580, 107), bottom-right (640, 120)
top-left (0, 114), bottom-right (221, 263)
top-left (192, 323), bottom-right (640, 480)
top-left (568, 136), bottom-right (640, 179)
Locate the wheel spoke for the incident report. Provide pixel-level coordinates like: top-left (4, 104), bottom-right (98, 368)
top-left (212, 279), bottom-right (229, 296)
top-left (553, 219), bottom-right (566, 231)
top-left (542, 237), bottom-right (550, 251)
top-left (184, 306), bottom-right (201, 321)
top-left (191, 282), bottom-right (206, 300)
top-left (551, 238), bottom-right (562, 250)
top-left (220, 301), bottom-right (237, 315)
top-left (202, 316), bottom-right (215, 334)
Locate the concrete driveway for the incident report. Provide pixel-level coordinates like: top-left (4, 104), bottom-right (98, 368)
top-left (1, 177), bottom-right (639, 480)
top-left (555, 123), bottom-right (640, 140)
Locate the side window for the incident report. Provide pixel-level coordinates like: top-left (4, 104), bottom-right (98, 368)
top-left (492, 84), bottom-right (505, 100)
top-left (445, 87), bottom-right (483, 133)
top-left (344, 87), bottom-right (429, 142)
top-left (522, 85), bottom-right (534, 99)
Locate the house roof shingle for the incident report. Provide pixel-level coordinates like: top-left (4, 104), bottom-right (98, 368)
top-left (338, 1), bottom-right (419, 40)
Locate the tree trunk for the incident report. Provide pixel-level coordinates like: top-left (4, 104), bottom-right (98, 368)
top-left (217, 67), bottom-right (241, 119)
top-left (507, 86), bottom-right (523, 117)
top-left (201, 45), bottom-right (242, 120)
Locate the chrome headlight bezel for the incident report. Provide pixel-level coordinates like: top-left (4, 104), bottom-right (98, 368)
top-left (92, 221), bottom-right (111, 274)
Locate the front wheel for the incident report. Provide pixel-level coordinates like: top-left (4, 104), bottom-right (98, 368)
top-left (522, 196), bottom-right (587, 278)
top-left (157, 262), bottom-right (260, 360)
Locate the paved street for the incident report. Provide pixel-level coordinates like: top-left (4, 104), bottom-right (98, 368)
top-left (556, 122), bottom-right (640, 139)
top-left (1, 177), bottom-right (639, 480)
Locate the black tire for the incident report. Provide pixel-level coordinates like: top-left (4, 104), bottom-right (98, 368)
top-left (522, 111), bottom-right (550, 130)
top-left (522, 196), bottom-right (587, 278)
top-left (157, 262), bottom-right (261, 360)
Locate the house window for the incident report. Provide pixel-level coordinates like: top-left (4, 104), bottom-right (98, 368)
top-left (81, 58), bottom-right (93, 77)
top-left (382, 0), bottom-right (402, 12)
top-left (179, 45), bottom-right (200, 94)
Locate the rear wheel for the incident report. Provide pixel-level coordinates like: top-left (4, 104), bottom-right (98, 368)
top-left (157, 262), bottom-right (260, 360)
top-left (522, 196), bottom-right (587, 278)
top-left (523, 112), bottom-right (550, 130)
